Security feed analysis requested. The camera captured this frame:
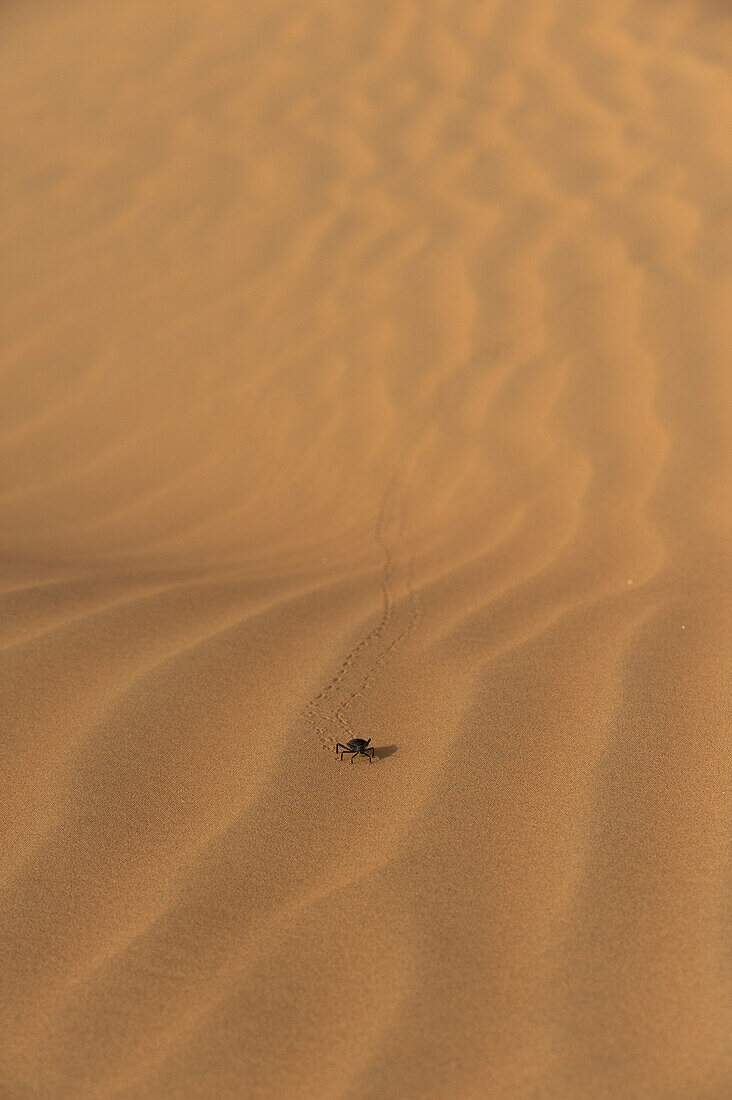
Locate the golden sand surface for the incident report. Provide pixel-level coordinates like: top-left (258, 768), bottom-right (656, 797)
top-left (1, 1), bottom-right (731, 1097)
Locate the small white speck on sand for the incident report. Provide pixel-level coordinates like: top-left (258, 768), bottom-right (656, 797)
top-left (627, 579), bottom-right (634, 585)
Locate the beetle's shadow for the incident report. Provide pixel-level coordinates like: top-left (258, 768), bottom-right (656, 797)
top-left (374, 744), bottom-right (398, 760)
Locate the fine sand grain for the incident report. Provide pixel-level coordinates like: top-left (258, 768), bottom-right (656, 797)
top-left (1, 1), bottom-right (731, 1097)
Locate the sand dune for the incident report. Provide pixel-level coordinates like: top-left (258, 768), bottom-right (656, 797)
top-left (1, 0), bottom-right (730, 1096)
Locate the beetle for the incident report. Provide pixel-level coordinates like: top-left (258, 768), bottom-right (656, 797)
top-left (335, 737), bottom-right (374, 763)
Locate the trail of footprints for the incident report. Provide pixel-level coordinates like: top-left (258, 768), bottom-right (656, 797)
top-left (302, 469), bottom-right (422, 756)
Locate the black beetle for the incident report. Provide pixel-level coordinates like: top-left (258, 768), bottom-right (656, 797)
top-left (336, 737), bottom-right (374, 763)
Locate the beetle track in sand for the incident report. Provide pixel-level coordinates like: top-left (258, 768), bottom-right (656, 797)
top-left (303, 462), bottom-right (422, 748)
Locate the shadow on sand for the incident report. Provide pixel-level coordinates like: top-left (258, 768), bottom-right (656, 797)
top-left (373, 744), bottom-right (398, 761)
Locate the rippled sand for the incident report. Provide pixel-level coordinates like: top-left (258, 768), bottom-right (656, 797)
top-left (1, 1), bottom-right (731, 1097)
